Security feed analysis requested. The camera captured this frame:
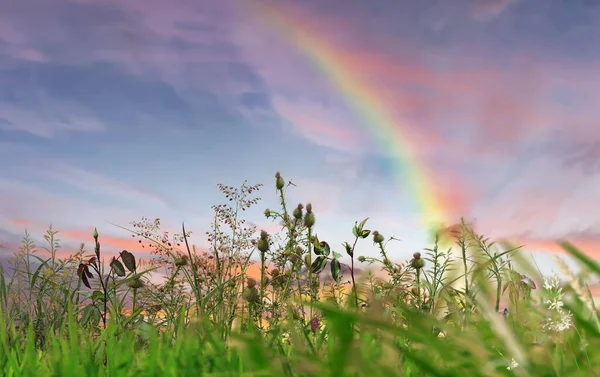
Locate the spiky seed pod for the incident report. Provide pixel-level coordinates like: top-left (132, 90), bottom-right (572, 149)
top-left (373, 231), bottom-right (385, 244)
top-left (264, 209), bottom-right (271, 218)
top-left (257, 230), bottom-right (269, 253)
top-left (411, 252), bottom-right (425, 269)
top-left (275, 172), bottom-right (285, 191)
top-left (293, 204), bottom-right (303, 220)
top-left (175, 257), bottom-right (188, 267)
top-left (304, 203), bottom-right (315, 228)
top-left (243, 287), bottom-right (260, 304)
top-left (128, 278), bottom-right (144, 289)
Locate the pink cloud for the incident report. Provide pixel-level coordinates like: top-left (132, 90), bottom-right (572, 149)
top-left (11, 219), bottom-right (31, 227)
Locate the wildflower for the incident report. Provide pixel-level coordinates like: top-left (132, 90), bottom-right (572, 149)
top-left (545, 297), bottom-right (564, 311)
top-left (310, 317), bottom-right (320, 333)
top-left (543, 275), bottom-right (561, 291)
top-left (506, 358), bottom-right (519, 370)
top-left (541, 276), bottom-right (573, 332)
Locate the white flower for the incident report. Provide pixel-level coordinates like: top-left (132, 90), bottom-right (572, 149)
top-left (507, 358), bottom-right (519, 370)
top-left (543, 275), bottom-right (561, 291)
top-left (545, 297), bottom-right (564, 311)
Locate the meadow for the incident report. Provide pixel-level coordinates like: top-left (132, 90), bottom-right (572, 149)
top-left (0, 171), bottom-right (599, 377)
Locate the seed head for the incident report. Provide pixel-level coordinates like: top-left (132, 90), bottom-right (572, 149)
top-left (373, 231), bottom-right (384, 244)
top-left (275, 171), bottom-right (285, 191)
top-left (127, 278), bottom-right (144, 289)
top-left (257, 230), bottom-right (269, 253)
top-left (304, 204), bottom-right (315, 228)
top-left (411, 252), bottom-right (425, 269)
top-left (174, 256), bottom-right (188, 267)
top-left (243, 287), bottom-right (259, 304)
top-left (246, 277), bottom-right (257, 288)
top-left (293, 204), bottom-right (303, 220)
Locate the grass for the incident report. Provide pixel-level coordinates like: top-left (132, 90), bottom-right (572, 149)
top-left (0, 171), bottom-right (599, 376)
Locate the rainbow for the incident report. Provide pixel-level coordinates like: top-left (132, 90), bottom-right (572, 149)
top-left (246, 1), bottom-right (451, 232)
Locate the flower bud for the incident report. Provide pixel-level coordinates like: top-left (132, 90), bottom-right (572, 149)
top-left (243, 287), bottom-right (259, 303)
top-left (304, 205), bottom-right (315, 228)
top-left (264, 209), bottom-right (271, 218)
top-left (257, 230), bottom-right (269, 253)
top-left (411, 252), bottom-right (425, 269)
top-left (175, 257), bottom-right (188, 267)
top-left (128, 278), bottom-right (144, 289)
top-left (373, 231), bottom-right (384, 244)
top-left (358, 255), bottom-right (366, 263)
top-left (293, 204), bottom-right (303, 220)
top-left (275, 172), bottom-right (285, 191)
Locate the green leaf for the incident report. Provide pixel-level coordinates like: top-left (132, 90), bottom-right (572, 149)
top-left (352, 224), bottom-right (359, 238)
top-left (310, 256), bottom-right (328, 274)
top-left (110, 258), bottom-right (126, 277)
top-left (343, 242), bottom-right (353, 257)
top-left (92, 290), bottom-right (104, 302)
top-left (357, 218), bottom-right (369, 232)
top-left (331, 259), bottom-right (341, 283)
top-left (360, 229), bottom-right (371, 239)
top-left (92, 307), bottom-right (101, 326)
top-left (560, 241), bottom-right (600, 276)
top-left (314, 243), bottom-right (325, 256)
top-left (120, 250), bottom-right (137, 272)
top-left (333, 251), bottom-right (342, 259)
top-left (319, 241), bottom-right (331, 257)
top-left (81, 304), bottom-right (93, 325)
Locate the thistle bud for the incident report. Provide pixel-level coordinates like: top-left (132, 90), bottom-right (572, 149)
top-left (246, 277), bottom-right (257, 288)
top-left (373, 231), bottom-right (384, 244)
top-left (127, 278), bottom-right (144, 289)
top-left (293, 204), bottom-right (303, 220)
top-left (358, 256), bottom-right (366, 263)
top-left (275, 171), bottom-right (285, 191)
top-left (175, 257), bottom-right (188, 267)
top-left (243, 287), bottom-right (259, 303)
top-left (264, 209), bottom-right (271, 218)
top-left (257, 230), bottom-right (269, 253)
top-left (411, 252), bottom-right (425, 269)
top-left (304, 203), bottom-right (315, 228)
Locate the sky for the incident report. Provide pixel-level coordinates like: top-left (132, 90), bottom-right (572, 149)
top-left (1, 0), bottom-right (600, 281)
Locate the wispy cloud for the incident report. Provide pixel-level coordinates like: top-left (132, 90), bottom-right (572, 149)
top-left (1, 0), bottom-right (599, 275)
